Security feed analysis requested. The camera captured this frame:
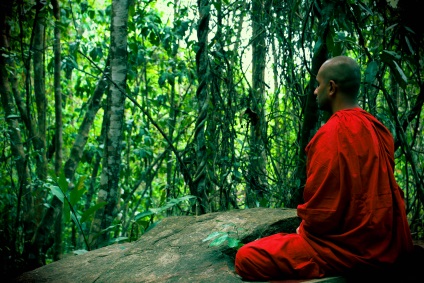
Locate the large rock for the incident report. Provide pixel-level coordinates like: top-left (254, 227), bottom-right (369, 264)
top-left (14, 208), bottom-right (306, 283)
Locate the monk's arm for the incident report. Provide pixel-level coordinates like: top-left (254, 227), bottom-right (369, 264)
top-left (297, 129), bottom-right (347, 236)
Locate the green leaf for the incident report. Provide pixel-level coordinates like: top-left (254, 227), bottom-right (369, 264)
top-left (128, 3), bottom-right (135, 18)
top-left (70, 180), bottom-right (86, 206)
top-left (75, 175), bottom-right (87, 191)
top-left (112, 236), bottom-right (128, 243)
top-left (150, 195), bottom-right (196, 215)
top-left (313, 37), bottom-right (323, 54)
top-left (89, 47), bottom-right (103, 61)
top-left (259, 198), bottom-right (269, 207)
top-left (63, 198), bottom-right (70, 222)
top-left (209, 234), bottom-right (228, 247)
top-left (405, 36), bottom-right (414, 55)
top-left (158, 72), bottom-right (169, 87)
top-left (393, 61), bottom-right (408, 88)
top-left (50, 186), bottom-right (64, 203)
top-left (80, 202), bottom-right (107, 223)
top-left (6, 114), bottom-right (20, 119)
top-left (381, 50), bottom-right (401, 62)
top-left (176, 195), bottom-right (196, 201)
top-left (202, 231), bottom-right (223, 242)
top-left (134, 211), bottom-right (154, 221)
top-left (70, 211), bottom-right (79, 225)
top-left (100, 225), bottom-right (118, 234)
top-left (58, 170), bottom-right (68, 192)
top-left (145, 220), bottom-right (160, 233)
top-left (137, 220), bottom-right (150, 229)
top-left (233, 169), bottom-right (242, 180)
top-left (227, 237), bottom-right (241, 248)
top-left (380, 50), bottom-right (407, 89)
top-left (364, 61), bottom-right (378, 86)
top-left (159, 189), bottom-right (167, 207)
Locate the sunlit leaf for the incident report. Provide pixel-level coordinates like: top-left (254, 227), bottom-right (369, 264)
top-left (134, 211), bottom-right (154, 221)
top-left (209, 234), bottom-right (228, 247)
top-left (202, 231), bottom-right (223, 242)
top-left (70, 177), bottom-right (87, 206)
top-left (50, 186), bottom-right (64, 203)
top-left (58, 170), bottom-right (68, 192)
top-left (112, 237), bottom-right (128, 243)
top-left (227, 237), bottom-right (241, 248)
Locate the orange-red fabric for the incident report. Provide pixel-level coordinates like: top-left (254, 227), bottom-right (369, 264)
top-left (235, 233), bottom-right (325, 281)
top-left (235, 108), bottom-right (413, 280)
top-left (298, 108), bottom-right (413, 273)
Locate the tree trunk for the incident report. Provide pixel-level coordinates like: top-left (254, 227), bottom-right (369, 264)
top-left (193, 0), bottom-right (211, 214)
top-left (78, 113), bottom-right (104, 247)
top-left (64, 57), bottom-right (110, 186)
top-left (31, 28), bottom-right (110, 262)
top-left (0, 8), bottom-right (34, 269)
top-left (210, 0), bottom-right (224, 211)
top-left (90, 0), bottom-right (129, 248)
top-left (23, 0), bottom-right (50, 269)
top-left (246, 0), bottom-right (268, 207)
top-left (165, 1), bottom-right (180, 215)
top-left (51, 0), bottom-right (63, 261)
top-left (33, 0), bottom-right (48, 185)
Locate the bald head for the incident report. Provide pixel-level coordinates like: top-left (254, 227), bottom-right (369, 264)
top-left (319, 56), bottom-right (361, 100)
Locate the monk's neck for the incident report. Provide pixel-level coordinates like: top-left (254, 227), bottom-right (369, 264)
top-left (331, 101), bottom-right (359, 114)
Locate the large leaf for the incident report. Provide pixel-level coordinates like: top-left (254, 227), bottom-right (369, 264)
top-left (381, 50), bottom-right (401, 61)
top-left (70, 176), bottom-right (87, 206)
top-left (150, 195), bottom-right (196, 214)
top-left (227, 237), bottom-right (242, 249)
top-left (202, 231), bottom-right (224, 242)
top-left (134, 210), bottom-right (154, 222)
top-left (80, 202), bottom-right (107, 223)
top-left (208, 234), bottom-right (228, 247)
top-left (392, 61), bottom-right (408, 89)
top-left (364, 61), bottom-right (378, 86)
top-left (50, 186), bottom-right (64, 203)
top-left (70, 211), bottom-right (79, 225)
top-left (63, 198), bottom-right (71, 223)
top-left (58, 170), bottom-right (68, 192)
top-left (380, 50), bottom-right (407, 89)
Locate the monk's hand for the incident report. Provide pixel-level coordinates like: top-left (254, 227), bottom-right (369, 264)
top-left (296, 226), bottom-right (300, 234)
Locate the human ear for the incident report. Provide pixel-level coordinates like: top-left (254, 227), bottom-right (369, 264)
top-left (329, 80), bottom-right (337, 95)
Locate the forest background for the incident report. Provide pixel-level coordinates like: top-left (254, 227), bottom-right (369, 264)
top-left (0, 0), bottom-right (423, 278)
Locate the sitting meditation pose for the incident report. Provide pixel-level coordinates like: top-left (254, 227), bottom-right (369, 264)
top-left (235, 56), bottom-right (414, 281)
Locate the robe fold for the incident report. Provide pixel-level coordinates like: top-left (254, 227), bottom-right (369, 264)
top-left (235, 108), bottom-right (413, 281)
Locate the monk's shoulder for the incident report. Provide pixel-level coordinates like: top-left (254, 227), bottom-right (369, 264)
top-left (318, 114), bottom-right (342, 137)
top-left (307, 116), bottom-right (340, 150)
top-left (332, 110), bottom-right (372, 137)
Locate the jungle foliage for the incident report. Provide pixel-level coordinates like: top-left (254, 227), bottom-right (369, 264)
top-left (0, 0), bottom-right (423, 277)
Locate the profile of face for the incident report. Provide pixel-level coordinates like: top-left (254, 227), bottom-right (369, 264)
top-left (314, 71), bottom-right (332, 112)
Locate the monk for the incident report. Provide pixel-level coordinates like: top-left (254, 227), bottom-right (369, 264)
top-left (235, 56), bottom-right (414, 281)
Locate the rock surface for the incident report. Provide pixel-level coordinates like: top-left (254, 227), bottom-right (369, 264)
top-left (13, 207), bottom-right (424, 283)
top-left (14, 208), bottom-right (306, 283)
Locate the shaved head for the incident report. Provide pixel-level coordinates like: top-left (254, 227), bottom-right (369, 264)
top-left (319, 56), bottom-right (361, 100)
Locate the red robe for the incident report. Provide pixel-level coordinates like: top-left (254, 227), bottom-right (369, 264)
top-left (235, 108), bottom-right (413, 280)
